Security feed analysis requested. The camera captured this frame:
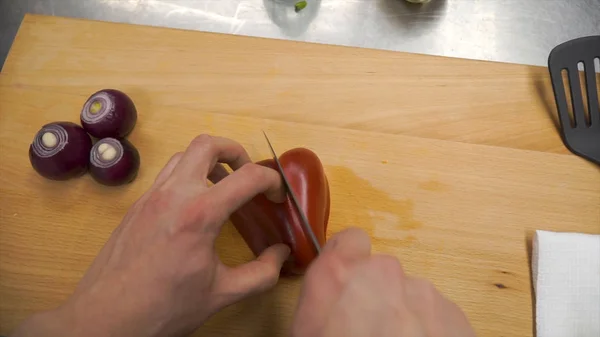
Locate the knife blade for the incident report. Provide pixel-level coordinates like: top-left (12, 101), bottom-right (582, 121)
top-left (262, 131), bottom-right (322, 255)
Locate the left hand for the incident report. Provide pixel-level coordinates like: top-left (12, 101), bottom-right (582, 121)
top-left (12, 135), bottom-right (291, 337)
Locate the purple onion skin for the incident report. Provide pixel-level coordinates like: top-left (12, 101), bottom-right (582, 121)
top-left (29, 122), bottom-right (92, 180)
top-left (89, 138), bottom-right (140, 186)
top-left (80, 89), bottom-right (137, 139)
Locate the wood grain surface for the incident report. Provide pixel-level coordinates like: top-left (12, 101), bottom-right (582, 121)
top-left (1, 15), bottom-right (599, 337)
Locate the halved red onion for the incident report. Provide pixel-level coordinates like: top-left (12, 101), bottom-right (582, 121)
top-left (80, 89), bottom-right (137, 139)
top-left (89, 138), bottom-right (140, 186)
top-left (29, 122), bottom-right (92, 180)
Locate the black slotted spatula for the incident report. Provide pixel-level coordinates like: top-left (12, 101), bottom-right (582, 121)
top-left (548, 36), bottom-right (600, 165)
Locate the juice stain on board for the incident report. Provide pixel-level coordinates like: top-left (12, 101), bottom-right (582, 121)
top-left (418, 179), bottom-right (447, 192)
top-left (325, 165), bottom-right (422, 248)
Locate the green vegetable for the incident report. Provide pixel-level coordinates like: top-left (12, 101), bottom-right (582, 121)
top-left (295, 1), bottom-right (307, 12)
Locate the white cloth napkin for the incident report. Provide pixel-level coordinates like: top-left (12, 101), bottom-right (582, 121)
top-left (532, 230), bottom-right (600, 337)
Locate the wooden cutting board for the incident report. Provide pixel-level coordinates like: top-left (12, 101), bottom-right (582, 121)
top-left (0, 15), bottom-right (598, 337)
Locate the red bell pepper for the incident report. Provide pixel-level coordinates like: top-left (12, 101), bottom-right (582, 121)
top-left (220, 148), bottom-right (330, 274)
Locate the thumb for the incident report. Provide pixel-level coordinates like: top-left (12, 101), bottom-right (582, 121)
top-left (212, 244), bottom-right (291, 307)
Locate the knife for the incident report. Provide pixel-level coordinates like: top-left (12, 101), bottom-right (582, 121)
top-left (262, 131), bottom-right (322, 255)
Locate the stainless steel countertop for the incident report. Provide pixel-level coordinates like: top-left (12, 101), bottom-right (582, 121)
top-left (1, 0), bottom-right (599, 70)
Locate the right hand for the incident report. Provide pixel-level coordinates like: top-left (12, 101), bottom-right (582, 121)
top-left (291, 228), bottom-right (476, 337)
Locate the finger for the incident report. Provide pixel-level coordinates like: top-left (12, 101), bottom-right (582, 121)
top-left (153, 152), bottom-right (184, 187)
top-left (212, 244), bottom-right (291, 308)
top-left (208, 163), bottom-right (286, 224)
top-left (292, 229), bottom-right (371, 334)
top-left (404, 276), bottom-right (474, 335)
top-left (404, 277), bottom-right (438, 311)
top-left (300, 228), bottom-right (371, 286)
top-left (362, 255), bottom-right (407, 300)
top-left (132, 152), bottom-right (184, 207)
top-left (172, 135), bottom-right (253, 183)
top-left (321, 227), bottom-right (372, 262)
top-left (207, 163), bottom-right (229, 185)
top-left (323, 255), bottom-right (410, 322)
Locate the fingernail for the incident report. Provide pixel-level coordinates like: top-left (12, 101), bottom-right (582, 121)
top-left (274, 243), bottom-right (292, 256)
top-left (322, 236), bottom-right (341, 254)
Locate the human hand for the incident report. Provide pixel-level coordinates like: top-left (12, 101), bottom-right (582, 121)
top-left (12, 135), bottom-right (291, 337)
top-left (291, 228), bottom-right (476, 337)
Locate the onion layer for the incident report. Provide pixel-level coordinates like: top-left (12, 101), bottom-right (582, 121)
top-left (29, 122), bottom-right (92, 180)
top-left (81, 89), bottom-right (137, 139)
top-left (89, 138), bottom-right (140, 186)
